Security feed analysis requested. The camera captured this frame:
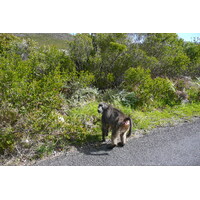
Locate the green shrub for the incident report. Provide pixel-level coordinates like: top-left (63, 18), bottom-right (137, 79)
top-left (123, 67), bottom-right (154, 107)
top-left (68, 87), bottom-right (99, 107)
top-left (123, 66), bottom-right (151, 91)
top-left (175, 79), bottom-right (187, 91)
top-left (123, 67), bottom-right (177, 108)
top-left (0, 125), bottom-right (16, 154)
top-left (61, 70), bottom-right (95, 99)
top-left (101, 89), bottom-right (139, 109)
top-left (0, 102), bottom-right (19, 125)
top-left (0, 34), bottom-right (96, 158)
top-left (187, 87), bottom-right (200, 102)
top-left (66, 102), bottom-right (101, 144)
top-left (0, 33), bottom-right (20, 54)
top-left (151, 77), bottom-right (177, 106)
top-left (102, 89), bottom-right (123, 103)
top-left (121, 92), bottom-right (138, 108)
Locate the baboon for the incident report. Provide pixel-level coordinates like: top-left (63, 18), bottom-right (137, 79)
top-left (98, 102), bottom-right (133, 149)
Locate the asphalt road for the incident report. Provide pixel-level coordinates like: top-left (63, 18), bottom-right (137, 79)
top-left (35, 118), bottom-right (200, 166)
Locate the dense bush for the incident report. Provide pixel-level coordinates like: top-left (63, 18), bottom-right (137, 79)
top-left (186, 77), bottom-right (200, 102)
top-left (0, 34), bottom-right (95, 161)
top-left (101, 89), bottom-right (125, 103)
top-left (67, 33), bottom-right (130, 89)
top-left (120, 92), bottom-right (138, 108)
top-left (123, 66), bottom-right (151, 91)
top-left (67, 87), bottom-right (99, 107)
top-left (150, 77), bottom-right (177, 106)
top-left (67, 33), bottom-right (200, 88)
top-left (100, 89), bottom-right (138, 108)
top-left (123, 67), bottom-right (177, 108)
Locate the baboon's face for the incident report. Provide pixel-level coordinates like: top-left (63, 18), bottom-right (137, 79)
top-left (98, 103), bottom-right (108, 113)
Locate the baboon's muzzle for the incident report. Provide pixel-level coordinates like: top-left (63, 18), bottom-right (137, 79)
top-left (98, 107), bottom-right (103, 113)
top-left (98, 109), bottom-right (101, 113)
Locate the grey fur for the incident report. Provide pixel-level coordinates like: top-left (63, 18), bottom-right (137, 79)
top-left (98, 102), bottom-right (133, 149)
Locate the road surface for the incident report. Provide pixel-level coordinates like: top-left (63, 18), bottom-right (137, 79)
top-left (35, 118), bottom-right (200, 166)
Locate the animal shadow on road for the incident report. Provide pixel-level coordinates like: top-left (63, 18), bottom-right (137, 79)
top-left (75, 142), bottom-right (114, 156)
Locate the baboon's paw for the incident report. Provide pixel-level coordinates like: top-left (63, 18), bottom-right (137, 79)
top-left (117, 142), bottom-right (125, 147)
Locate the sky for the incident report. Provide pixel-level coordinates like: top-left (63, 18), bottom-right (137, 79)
top-left (177, 33), bottom-right (200, 42)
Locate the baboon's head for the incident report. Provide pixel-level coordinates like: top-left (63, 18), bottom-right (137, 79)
top-left (98, 102), bottom-right (108, 113)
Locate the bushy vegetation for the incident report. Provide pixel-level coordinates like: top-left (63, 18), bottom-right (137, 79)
top-left (0, 34), bottom-right (96, 163)
top-left (122, 67), bottom-right (178, 108)
top-left (0, 33), bottom-right (200, 165)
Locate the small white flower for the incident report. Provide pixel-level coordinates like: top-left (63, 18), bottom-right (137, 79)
top-left (58, 116), bottom-right (65, 122)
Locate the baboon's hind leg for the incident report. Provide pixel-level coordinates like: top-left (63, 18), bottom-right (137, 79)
top-left (107, 129), bottom-right (119, 149)
top-left (118, 133), bottom-right (126, 147)
top-left (118, 128), bottom-right (129, 147)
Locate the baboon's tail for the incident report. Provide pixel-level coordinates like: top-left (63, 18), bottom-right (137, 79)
top-left (125, 117), bottom-right (132, 138)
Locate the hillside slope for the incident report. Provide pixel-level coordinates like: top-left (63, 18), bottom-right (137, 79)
top-left (13, 33), bottom-right (74, 49)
